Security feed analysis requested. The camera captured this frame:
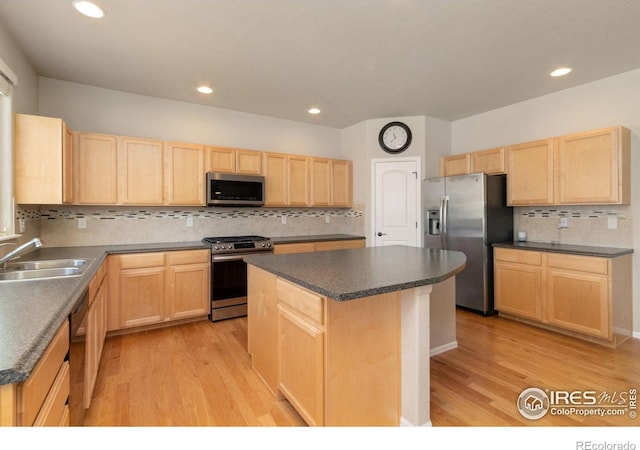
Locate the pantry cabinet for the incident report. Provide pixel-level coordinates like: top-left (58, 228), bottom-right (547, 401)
top-left (15, 114), bottom-right (74, 205)
top-left (165, 142), bottom-right (206, 205)
top-left (494, 247), bottom-right (632, 346)
top-left (107, 250), bottom-right (210, 332)
top-left (75, 132), bottom-right (119, 204)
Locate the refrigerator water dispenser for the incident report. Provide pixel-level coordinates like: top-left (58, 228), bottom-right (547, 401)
top-left (427, 210), bottom-right (440, 235)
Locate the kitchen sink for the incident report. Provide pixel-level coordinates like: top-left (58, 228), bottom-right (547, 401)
top-left (0, 258), bottom-right (92, 282)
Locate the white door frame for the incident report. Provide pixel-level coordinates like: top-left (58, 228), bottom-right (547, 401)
top-left (370, 156), bottom-right (422, 247)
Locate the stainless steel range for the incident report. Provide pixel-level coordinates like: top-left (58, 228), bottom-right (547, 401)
top-left (202, 235), bottom-right (273, 321)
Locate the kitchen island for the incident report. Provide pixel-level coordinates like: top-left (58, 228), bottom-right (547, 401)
top-left (244, 245), bottom-right (466, 427)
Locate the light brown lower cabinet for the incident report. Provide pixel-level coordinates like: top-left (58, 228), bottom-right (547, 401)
top-left (107, 249), bottom-right (210, 332)
top-left (273, 238), bottom-right (365, 255)
top-left (494, 247), bottom-right (632, 346)
top-left (0, 320), bottom-right (70, 426)
top-left (248, 267), bottom-right (400, 426)
top-left (85, 261), bottom-right (108, 409)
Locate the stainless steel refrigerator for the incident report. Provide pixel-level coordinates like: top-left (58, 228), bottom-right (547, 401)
top-left (423, 173), bottom-right (513, 315)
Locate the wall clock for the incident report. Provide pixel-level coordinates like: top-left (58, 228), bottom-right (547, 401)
top-left (378, 121), bottom-right (412, 154)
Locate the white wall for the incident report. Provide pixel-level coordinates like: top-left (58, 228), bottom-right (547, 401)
top-left (450, 68), bottom-right (640, 336)
top-left (38, 78), bottom-right (343, 158)
top-left (0, 21), bottom-right (38, 114)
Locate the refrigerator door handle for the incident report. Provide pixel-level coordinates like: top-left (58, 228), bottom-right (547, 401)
top-left (440, 195), bottom-right (448, 249)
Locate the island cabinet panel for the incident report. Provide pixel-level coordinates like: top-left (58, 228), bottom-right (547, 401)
top-left (117, 137), bottom-right (165, 205)
top-left (247, 265), bottom-right (279, 394)
top-left (75, 132), bottom-right (119, 204)
top-left (506, 139), bottom-right (554, 205)
top-left (15, 113), bottom-right (74, 205)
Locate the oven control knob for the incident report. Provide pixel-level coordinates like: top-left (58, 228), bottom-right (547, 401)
top-left (213, 245), bottom-right (219, 250)
top-left (267, 242), bottom-right (271, 247)
top-left (227, 244), bottom-right (233, 249)
top-left (261, 242), bottom-right (266, 247)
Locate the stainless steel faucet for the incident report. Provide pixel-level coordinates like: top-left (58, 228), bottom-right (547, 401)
top-left (0, 238), bottom-right (43, 268)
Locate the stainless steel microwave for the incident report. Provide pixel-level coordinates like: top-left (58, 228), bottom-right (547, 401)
top-left (206, 172), bottom-right (265, 206)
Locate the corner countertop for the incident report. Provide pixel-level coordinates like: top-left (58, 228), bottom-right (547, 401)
top-left (271, 234), bottom-right (365, 245)
top-left (492, 241), bottom-right (633, 258)
top-left (244, 245), bottom-right (466, 301)
top-left (0, 241), bottom-right (208, 386)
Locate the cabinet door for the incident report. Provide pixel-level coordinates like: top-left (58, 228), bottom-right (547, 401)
top-left (166, 250), bottom-right (210, 320)
top-left (506, 139), bottom-right (554, 205)
top-left (75, 133), bottom-right (118, 204)
top-left (331, 159), bottom-right (353, 207)
top-left (494, 261), bottom-right (542, 321)
top-left (206, 146), bottom-right (236, 173)
top-left (15, 114), bottom-right (72, 205)
top-left (165, 142), bottom-right (205, 205)
top-left (118, 266), bottom-right (166, 328)
top-left (236, 149), bottom-right (263, 175)
top-left (263, 153), bottom-right (288, 206)
top-left (546, 269), bottom-right (609, 338)
top-left (85, 279), bottom-right (107, 409)
top-left (288, 155), bottom-right (310, 207)
top-left (310, 158), bottom-right (331, 207)
top-left (118, 137), bottom-right (165, 205)
top-left (440, 154), bottom-right (470, 176)
top-left (555, 127), bottom-right (629, 205)
top-left (278, 306), bottom-right (324, 426)
top-left (470, 147), bottom-right (505, 174)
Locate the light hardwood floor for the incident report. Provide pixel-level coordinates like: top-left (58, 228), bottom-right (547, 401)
top-left (83, 309), bottom-right (640, 427)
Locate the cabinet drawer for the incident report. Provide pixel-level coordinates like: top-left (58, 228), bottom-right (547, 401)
top-left (33, 361), bottom-right (69, 427)
top-left (18, 320), bottom-right (69, 426)
top-left (341, 239), bottom-right (365, 249)
top-left (315, 241), bottom-right (343, 252)
top-left (165, 249), bottom-right (209, 266)
top-left (118, 252), bottom-right (165, 269)
top-left (546, 253), bottom-right (609, 275)
top-left (277, 278), bottom-right (324, 326)
top-left (273, 243), bottom-right (316, 255)
top-left (494, 248), bottom-right (542, 265)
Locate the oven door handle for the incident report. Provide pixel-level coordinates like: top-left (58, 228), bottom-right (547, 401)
top-left (212, 252), bottom-right (272, 262)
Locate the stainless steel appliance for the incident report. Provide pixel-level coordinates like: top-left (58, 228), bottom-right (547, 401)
top-left (202, 235), bottom-right (273, 321)
top-left (206, 172), bottom-right (265, 207)
top-left (423, 173), bottom-right (513, 315)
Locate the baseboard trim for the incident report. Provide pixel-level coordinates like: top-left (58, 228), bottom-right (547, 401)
top-left (400, 416), bottom-right (432, 427)
top-left (430, 340), bottom-right (458, 357)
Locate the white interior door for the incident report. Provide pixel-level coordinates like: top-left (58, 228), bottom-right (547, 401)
top-left (372, 158), bottom-right (420, 247)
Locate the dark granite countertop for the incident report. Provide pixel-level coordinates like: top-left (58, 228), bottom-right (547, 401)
top-left (0, 241), bottom-right (208, 386)
top-left (244, 245), bottom-right (466, 301)
top-left (271, 234), bottom-right (365, 245)
top-left (492, 241), bottom-right (633, 258)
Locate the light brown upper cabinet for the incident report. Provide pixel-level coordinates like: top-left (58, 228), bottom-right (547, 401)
top-left (165, 142), bottom-right (205, 205)
top-left (470, 147), bottom-right (506, 174)
top-left (118, 136), bottom-right (165, 205)
top-left (310, 158), bottom-right (331, 207)
top-left (330, 159), bottom-right (353, 207)
top-left (506, 139), bottom-right (555, 206)
top-left (555, 127), bottom-right (630, 205)
top-left (263, 152), bottom-right (288, 206)
top-left (206, 146), bottom-right (262, 175)
top-left (507, 126), bottom-right (631, 206)
top-left (440, 154), bottom-right (470, 176)
top-left (15, 114), bottom-right (74, 205)
top-left (75, 132), bottom-right (119, 205)
top-left (288, 155), bottom-right (310, 207)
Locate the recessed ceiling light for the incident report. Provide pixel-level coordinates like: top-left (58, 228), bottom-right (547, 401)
top-left (72, 1), bottom-right (105, 19)
top-left (308, 108), bottom-right (321, 114)
top-left (197, 86), bottom-right (213, 94)
top-left (550, 67), bottom-right (572, 77)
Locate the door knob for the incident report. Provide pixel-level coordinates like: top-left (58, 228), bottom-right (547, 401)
top-left (377, 232), bottom-right (387, 237)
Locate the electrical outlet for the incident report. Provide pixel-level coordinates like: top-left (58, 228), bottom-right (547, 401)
top-left (186, 215), bottom-right (194, 227)
top-left (18, 219), bottom-right (25, 233)
top-left (281, 215), bottom-right (287, 225)
top-left (77, 217), bottom-right (87, 229)
top-left (558, 217), bottom-right (569, 228)
top-left (325, 215), bottom-right (331, 224)
top-left (608, 217), bottom-right (618, 229)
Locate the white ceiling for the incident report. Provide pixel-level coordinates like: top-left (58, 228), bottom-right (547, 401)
top-left (0, 0), bottom-right (639, 129)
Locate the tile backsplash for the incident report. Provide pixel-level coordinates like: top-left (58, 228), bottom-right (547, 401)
top-left (514, 205), bottom-right (632, 248)
top-left (19, 206), bottom-right (365, 247)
